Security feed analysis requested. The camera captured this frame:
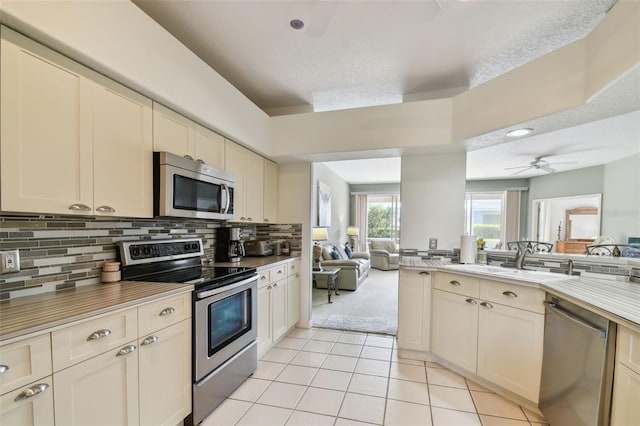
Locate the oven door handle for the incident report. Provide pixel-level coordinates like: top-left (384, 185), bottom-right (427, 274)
top-left (195, 274), bottom-right (259, 299)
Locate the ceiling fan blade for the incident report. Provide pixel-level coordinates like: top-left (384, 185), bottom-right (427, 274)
top-left (504, 165), bottom-right (531, 170)
top-left (548, 161), bottom-right (578, 166)
top-left (511, 167), bottom-right (532, 175)
top-left (541, 166), bottom-right (556, 173)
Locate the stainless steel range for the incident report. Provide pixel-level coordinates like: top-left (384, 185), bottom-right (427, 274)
top-left (118, 238), bottom-right (259, 425)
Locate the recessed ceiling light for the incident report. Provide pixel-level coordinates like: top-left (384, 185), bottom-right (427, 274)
top-left (506, 128), bottom-right (533, 137)
top-left (290, 19), bottom-right (304, 30)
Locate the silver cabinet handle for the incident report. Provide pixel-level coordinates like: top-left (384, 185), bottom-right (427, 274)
top-left (502, 291), bottom-right (518, 298)
top-left (291, 265), bottom-right (296, 270)
top-left (0, 365), bottom-right (9, 374)
top-left (68, 203), bottom-right (91, 212)
top-left (141, 335), bottom-right (158, 346)
top-left (116, 345), bottom-right (136, 357)
top-left (87, 329), bottom-right (111, 341)
top-left (267, 285), bottom-right (273, 289)
top-left (273, 282), bottom-right (279, 287)
top-left (14, 383), bottom-right (48, 401)
top-left (260, 275), bottom-right (267, 280)
top-left (183, 154), bottom-right (194, 160)
top-left (465, 298), bottom-right (477, 304)
top-left (240, 217), bottom-right (246, 220)
top-left (480, 302), bottom-right (493, 309)
top-left (419, 271), bottom-right (430, 275)
top-left (449, 280), bottom-right (461, 286)
top-left (196, 159), bottom-right (205, 164)
top-left (264, 218), bottom-right (270, 222)
top-left (247, 217), bottom-right (253, 221)
top-left (159, 307), bottom-right (175, 316)
top-left (277, 270), bottom-right (283, 274)
top-left (96, 205), bottom-right (116, 213)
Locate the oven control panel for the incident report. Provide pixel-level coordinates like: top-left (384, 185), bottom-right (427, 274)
top-left (118, 238), bottom-right (204, 265)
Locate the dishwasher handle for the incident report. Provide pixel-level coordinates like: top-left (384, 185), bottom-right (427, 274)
top-left (544, 301), bottom-right (607, 338)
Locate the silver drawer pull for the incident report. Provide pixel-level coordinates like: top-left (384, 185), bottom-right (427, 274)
top-left (277, 270), bottom-right (283, 274)
top-left (87, 329), bottom-right (111, 341)
top-left (261, 275), bottom-right (267, 280)
top-left (465, 298), bottom-right (477, 305)
top-left (240, 217), bottom-right (246, 220)
top-left (0, 365), bottom-right (9, 374)
top-left (196, 159), bottom-right (205, 164)
top-left (264, 218), bottom-right (270, 222)
top-left (116, 345), bottom-right (136, 357)
top-left (159, 307), bottom-right (175, 316)
top-left (14, 383), bottom-right (48, 401)
top-left (247, 217), bottom-right (253, 221)
top-left (480, 302), bottom-right (494, 309)
top-left (141, 335), bottom-right (158, 346)
top-left (183, 154), bottom-right (194, 160)
top-left (449, 280), bottom-right (461, 286)
top-left (419, 271), bottom-right (430, 275)
top-left (96, 205), bottom-right (116, 213)
top-left (267, 285), bottom-right (273, 289)
top-left (502, 291), bottom-right (518, 298)
top-left (68, 203), bottom-right (91, 212)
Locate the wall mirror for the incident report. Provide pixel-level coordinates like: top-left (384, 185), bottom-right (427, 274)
top-left (566, 206), bottom-right (599, 240)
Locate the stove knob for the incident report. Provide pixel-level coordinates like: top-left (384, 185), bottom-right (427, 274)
top-left (191, 243), bottom-right (199, 250)
top-left (184, 243), bottom-right (191, 252)
top-left (143, 247), bottom-right (151, 256)
top-left (131, 247), bottom-right (141, 257)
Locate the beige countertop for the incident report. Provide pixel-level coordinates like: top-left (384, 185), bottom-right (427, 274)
top-left (0, 281), bottom-right (193, 343)
top-left (213, 255), bottom-right (300, 269)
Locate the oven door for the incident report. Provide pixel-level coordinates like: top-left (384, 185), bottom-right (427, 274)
top-left (194, 274), bottom-right (258, 381)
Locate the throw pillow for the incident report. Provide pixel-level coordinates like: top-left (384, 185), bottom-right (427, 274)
top-left (344, 244), bottom-right (353, 259)
top-left (334, 244), bottom-right (349, 260)
top-left (330, 248), bottom-right (340, 260)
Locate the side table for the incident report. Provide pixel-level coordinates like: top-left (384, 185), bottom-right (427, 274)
top-left (313, 268), bottom-right (341, 303)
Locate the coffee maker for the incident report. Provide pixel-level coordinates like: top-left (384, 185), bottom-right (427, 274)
top-left (215, 227), bottom-right (245, 262)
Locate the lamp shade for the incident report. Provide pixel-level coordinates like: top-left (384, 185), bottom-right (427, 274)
top-left (346, 226), bottom-right (359, 236)
top-left (312, 227), bottom-right (329, 241)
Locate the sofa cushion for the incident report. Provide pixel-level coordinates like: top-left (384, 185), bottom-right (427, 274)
top-left (334, 244), bottom-right (349, 260)
top-left (321, 245), bottom-right (334, 260)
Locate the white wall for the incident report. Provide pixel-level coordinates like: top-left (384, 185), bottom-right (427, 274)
top-left (602, 153), bottom-right (640, 244)
top-left (400, 152), bottom-right (466, 250)
top-left (311, 164), bottom-right (351, 244)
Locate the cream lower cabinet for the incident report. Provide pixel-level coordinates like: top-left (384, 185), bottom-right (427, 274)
top-left (397, 269), bottom-right (433, 353)
top-left (54, 342), bottom-right (140, 426)
top-left (611, 326), bottom-right (640, 425)
top-left (287, 269), bottom-right (301, 329)
top-left (257, 284), bottom-right (274, 354)
top-left (0, 376), bottom-right (54, 426)
top-left (431, 272), bottom-right (544, 403)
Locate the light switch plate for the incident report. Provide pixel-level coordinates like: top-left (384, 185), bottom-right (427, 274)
top-left (0, 250), bottom-right (20, 274)
top-left (429, 238), bottom-right (438, 250)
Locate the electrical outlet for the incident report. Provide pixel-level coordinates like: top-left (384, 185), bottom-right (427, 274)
top-left (429, 238), bottom-right (438, 250)
top-left (0, 250), bottom-right (20, 274)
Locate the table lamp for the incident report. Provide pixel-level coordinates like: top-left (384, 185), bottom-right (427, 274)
top-left (312, 227), bottom-right (329, 271)
top-left (347, 226), bottom-right (359, 250)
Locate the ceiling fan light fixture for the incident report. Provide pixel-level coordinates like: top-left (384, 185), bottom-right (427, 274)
top-left (506, 128), bottom-right (533, 137)
top-left (290, 19), bottom-right (305, 30)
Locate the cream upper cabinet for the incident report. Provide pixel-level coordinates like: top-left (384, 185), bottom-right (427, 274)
top-left (195, 124), bottom-right (225, 169)
top-left (263, 159), bottom-right (279, 223)
top-left (152, 103), bottom-right (195, 159)
top-left (1, 28), bottom-right (153, 218)
top-left (1, 28), bottom-right (93, 215)
top-left (225, 140), bottom-right (265, 222)
top-left (611, 326), bottom-right (640, 426)
top-left (0, 376), bottom-right (54, 426)
top-left (91, 79), bottom-right (153, 217)
top-left (397, 269), bottom-right (433, 353)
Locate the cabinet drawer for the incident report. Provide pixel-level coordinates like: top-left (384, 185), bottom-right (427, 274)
top-left (138, 292), bottom-right (192, 336)
top-left (618, 326), bottom-right (640, 374)
top-left (434, 272), bottom-right (480, 298)
top-left (287, 260), bottom-right (300, 277)
top-left (0, 334), bottom-right (52, 395)
top-left (257, 268), bottom-right (271, 288)
top-left (0, 376), bottom-right (54, 426)
top-left (479, 280), bottom-right (545, 314)
top-left (51, 308), bottom-right (138, 371)
top-left (272, 265), bottom-right (287, 281)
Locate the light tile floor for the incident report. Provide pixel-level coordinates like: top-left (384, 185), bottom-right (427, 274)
top-left (202, 328), bottom-right (548, 426)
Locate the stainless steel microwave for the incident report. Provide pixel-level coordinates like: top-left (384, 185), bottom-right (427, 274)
top-left (153, 151), bottom-right (234, 220)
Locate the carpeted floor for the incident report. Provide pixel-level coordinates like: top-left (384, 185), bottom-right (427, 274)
top-left (312, 268), bottom-right (398, 335)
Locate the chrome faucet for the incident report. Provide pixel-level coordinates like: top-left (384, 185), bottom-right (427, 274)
top-left (515, 246), bottom-right (533, 270)
top-left (567, 259), bottom-right (574, 276)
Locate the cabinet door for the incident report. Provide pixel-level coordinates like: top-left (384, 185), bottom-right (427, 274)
top-left (477, 301), bottom-right (544, 402)
top-left (257, 285), bottom-right (273, 356)
top-left (0, 334), bottom-right (52, 396)
top-left (224, 141), bottom-right (246, 221)
top-left (194, 124), bottom-right (225, 169)
top-left (54, 343), bottom-right (139, 426)
top-left (263, 159), bottom-right (279, 223)
top-left (92, 79), bottom-right (153, 218)
top-left (152, 103), bottom-right (195, 158)
top-left (139, 320), bottom-right (191, 426)
top-left (272, 281), bottom-right (288, 342)
top-left (0, 376), bottom-right (54, 426)
top-left (397, 270), bottom-right (432, 351)
top-left (431, 289), bottom-right (478, 373)
top-left (1, 29), bottom-right (93, 215)
top-left (244, 150), bottom-right (264, 223)
top-left (287, 273), bottom-right (300, 329)
top-left (611, 363), bottom-right (640, 426)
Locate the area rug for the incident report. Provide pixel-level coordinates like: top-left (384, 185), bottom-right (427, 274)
top-left (320, 315), bottom-right (392, 335)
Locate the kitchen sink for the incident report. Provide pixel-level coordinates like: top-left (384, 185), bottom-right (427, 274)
top-left (444, 264), bottom-right (574, 281)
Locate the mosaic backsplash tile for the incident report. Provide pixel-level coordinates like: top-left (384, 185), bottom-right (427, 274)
top-left (0, 215), bottom-right (302, 300)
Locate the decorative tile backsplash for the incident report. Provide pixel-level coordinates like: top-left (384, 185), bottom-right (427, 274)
top-left (0, 215), bottom-right (302, 300)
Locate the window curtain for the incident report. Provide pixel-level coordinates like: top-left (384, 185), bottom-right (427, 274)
top-left (353, 194), bottom-right (368, 252)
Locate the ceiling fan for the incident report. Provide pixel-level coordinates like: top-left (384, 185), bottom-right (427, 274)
top-left (505, 156), bottom-right (578, 175)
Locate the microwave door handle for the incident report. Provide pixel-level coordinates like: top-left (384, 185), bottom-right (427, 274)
top-left (221, 184), bottom-right (230, 214)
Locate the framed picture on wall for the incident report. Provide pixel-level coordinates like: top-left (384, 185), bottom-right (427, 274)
top-left (318, 181), bottom-right (332, 226)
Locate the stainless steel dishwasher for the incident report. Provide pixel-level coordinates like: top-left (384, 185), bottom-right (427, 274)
top-left (539, 295), bottom-right (616, 426)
